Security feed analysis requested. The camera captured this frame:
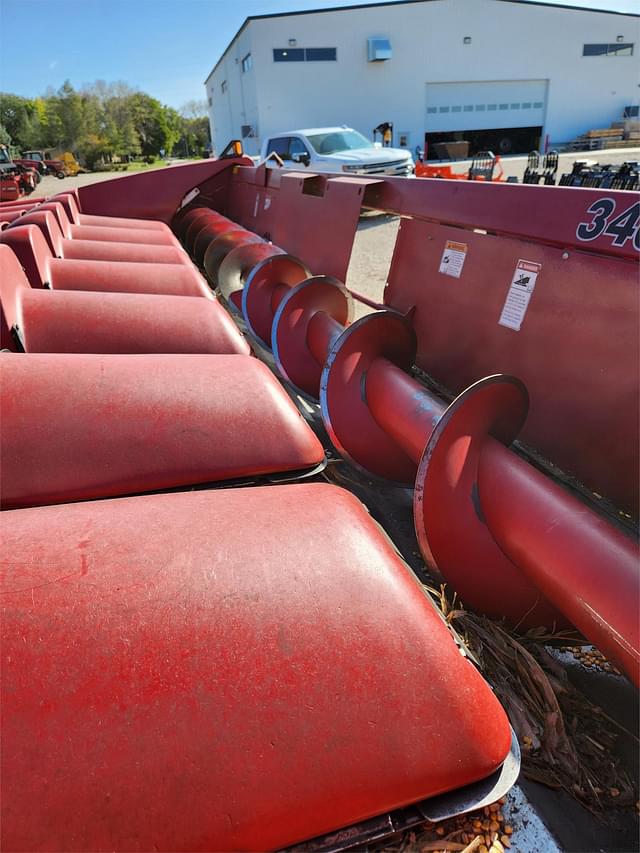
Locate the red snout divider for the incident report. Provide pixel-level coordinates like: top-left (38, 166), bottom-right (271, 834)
top-left (17, 290), bottom-right (250, 355)
top-left (0, 353), bottom-right (324, 508)
top-left (4, 211), bottom-right (190, 265)
top-left (0, 244), bottom-right (248, 355)
top-left (1, 225), bottom-right (212, 296)
top-left (1, 484), bottom-right (512, 852)
top-left (33, 200), bottom-right (181, 247)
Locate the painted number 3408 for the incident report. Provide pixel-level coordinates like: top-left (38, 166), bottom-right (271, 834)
top-left (576, 198), bottom-right (640, 250)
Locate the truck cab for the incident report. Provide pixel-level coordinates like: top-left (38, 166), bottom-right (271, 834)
top-left (20, 150), bottom-right (66, 178)
top-left (260, 127), bottom-right (414, 177)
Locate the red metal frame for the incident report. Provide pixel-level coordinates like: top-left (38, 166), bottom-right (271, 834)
top-left (77, 156), bottom-right (251, 222)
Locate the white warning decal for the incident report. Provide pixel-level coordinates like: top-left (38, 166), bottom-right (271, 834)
top-left (498, 260), bottom-right (541, 332)
top-left (438, 240), bottom-right (468, 278)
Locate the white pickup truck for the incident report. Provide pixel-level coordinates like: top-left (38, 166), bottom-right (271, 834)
top-left (260, 127), bottom-right (414, 177)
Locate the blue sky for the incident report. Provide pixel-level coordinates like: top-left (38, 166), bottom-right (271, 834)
top-left (0, 0), bottom-right (636, 109)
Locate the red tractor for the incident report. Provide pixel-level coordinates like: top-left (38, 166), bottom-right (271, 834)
top-left (17, 149), bottom-right (66, 179)
top-left (0, 145), bottom-right (38, 201)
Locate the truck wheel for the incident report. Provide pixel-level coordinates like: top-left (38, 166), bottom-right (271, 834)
top-left (56, 171), bottom-right (65, 179)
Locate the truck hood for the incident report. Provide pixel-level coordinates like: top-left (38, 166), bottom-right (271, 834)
top-left (319, 147), bottom-right (413, 165)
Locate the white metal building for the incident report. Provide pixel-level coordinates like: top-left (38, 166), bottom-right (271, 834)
top-left (204, 0), bottom-right (639, 157)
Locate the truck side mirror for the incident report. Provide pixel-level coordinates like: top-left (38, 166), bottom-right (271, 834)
top-left (293, 151), bottom-right (310, 167)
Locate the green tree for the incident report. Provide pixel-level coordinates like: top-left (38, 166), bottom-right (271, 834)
top-left (40, 99), bottom-right (64, 148)
top-left (176, 100), bottom-right (210, 158)
top-left (120, 119), bottom-right (141, 159)
top-left (0, 94), bottom-right (36, 149)
top-left (76, 133), bottom-right (110, 170)
top-left (180, 99), bottom-right (208, 120)
top-left (0, 79), bottom-right (205, 166)
top-left (57, 80), bottom-right (84, 146)
top-left (128, 93), bottom-right (173, 158)
top-left (163, 106), bottom-right (182, 156)
top-left (0, 121), bottom-right (11, 146)
top-left (175, 116), bottom-right (210, 158)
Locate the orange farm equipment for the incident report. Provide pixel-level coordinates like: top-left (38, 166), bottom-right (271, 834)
top-left (416, 149), bottom-right (507, 181)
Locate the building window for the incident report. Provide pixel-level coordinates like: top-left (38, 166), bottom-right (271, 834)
top-left (221, 80), bottom-right (227, 94)
top-left (241, 53), bottom-right (253, 72)
top-left (583, 43), bottom-right (633, 56)
top-left (208, 96), bottom-right (212, 106)
top-left (273, 48), bottom-right (305, 61)
top-left (273, 47), bottom-right (336, 62)
top-left (610, 42), bottom-right (633, 55)
top-left (305, 47), bottom-right (337, 61)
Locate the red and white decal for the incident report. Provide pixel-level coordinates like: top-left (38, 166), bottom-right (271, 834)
top-left (498, 259), bottom-right (542, 332)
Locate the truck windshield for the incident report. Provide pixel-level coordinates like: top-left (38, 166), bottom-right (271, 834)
top-left (307, 130), bottom-right (373, 155)
top-left (24, 152), bottom-right (43, 161)
top-left (0, 147), bottom-right (12, 164)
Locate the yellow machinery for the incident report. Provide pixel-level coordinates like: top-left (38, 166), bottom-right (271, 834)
top-left (60, 152), bottom-right (84, 176)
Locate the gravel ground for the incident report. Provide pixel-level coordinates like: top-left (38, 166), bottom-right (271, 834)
top-left (428, 145), bottom-right (640, 180)
top-left (346, 212), bottom-right (400, 320)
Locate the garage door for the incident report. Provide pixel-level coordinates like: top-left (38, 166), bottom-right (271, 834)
top-left (425, 80), bottom-right (548, 132)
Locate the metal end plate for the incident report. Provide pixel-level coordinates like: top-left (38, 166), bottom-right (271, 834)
top-left (202, 229), bottom-right (261, 280)
top-left (319, 311), bottom-right (418, 483)
top-left (217, 242), bottom-right (286, 315)
top-left (282, 728), bottom-right (520, 852)
top-left (242, 254), bottom-right (310, 348)
top-left (272, 276), bottom-right (351, 400)
top-left (413, 374), bottom-right (562, 626)
top-left (182, 209), bottom-right (228, 251)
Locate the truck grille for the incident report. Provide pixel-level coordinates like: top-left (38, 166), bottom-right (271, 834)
top-left (361, 159), bottom-right (412, 175)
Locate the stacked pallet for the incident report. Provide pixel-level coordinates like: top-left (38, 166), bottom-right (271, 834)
top-left (612, 118), bottom-right (640, 142)
top-left (571, 119), bottom-right (640, 150)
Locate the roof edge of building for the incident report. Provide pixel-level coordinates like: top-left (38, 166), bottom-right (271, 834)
top-left (203, 0), bottom-right (640, 85)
